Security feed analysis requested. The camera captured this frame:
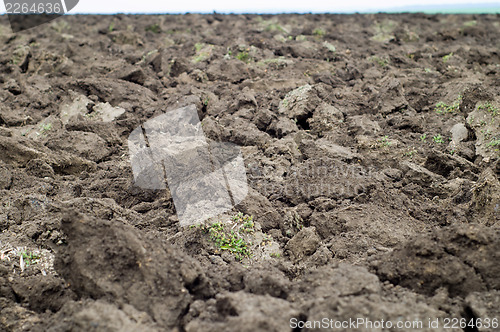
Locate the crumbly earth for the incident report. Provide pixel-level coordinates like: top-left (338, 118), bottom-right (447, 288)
top-left (0, 13), bottom-right (499, 332)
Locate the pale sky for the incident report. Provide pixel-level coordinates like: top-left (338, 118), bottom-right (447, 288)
top-left (1, 0), bottom-right (499, 14)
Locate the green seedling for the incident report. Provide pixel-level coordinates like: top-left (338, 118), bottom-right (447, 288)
top-left (236, 51), bottom-right (251, 63)
top-left (139, 49), bottom-right (159, 63)
top-left (433, 134), bottom-right (445, 143)
top-left (467, 115), bottom-right (475, 125)
top-left (192, 43), bottom-right (214, 63)
top-left (194, 42), bottom-right (204, 52)
top-left (379, 135), bottom-right (391, 147)
top-left (442, 52), bottom-right (453, 63)
top-left (231, 212), bottom-right (255, 233)
top-left (39, 123), bottom-right (52, 135)
top-left (11, 45), bottom-right (30, 65)
top-left (404, 149), bottom-right (417, 158)
top-left (420, 133), bottom-right (427, 142)
top-left (264, 22), bottom-right (287, 33)
top-left (463, 20), bottom-right (477, 27)
top-left (51, 20), bottom-right (70, 33)
top-left (487, 138), bottom-right (500, 155)
top-left (434, 95), bottom-right (462, 114)
top-left (313, 28), bottom-right (325, 37)
top-left (20, 251), bottom-right (41, 267)
top-left (369, 55), bottom-right (389, 67)
top-left (482, 129), bottom-right (492, 139)
top-left (487, 138), bottom-right (500, 147)
top-left (202, 214), bottom-right (254, 261)
top-left (241, 220), bottom-right (255, 233)
top-left (292, 212), bottom-right (303, 231)
top-left (478, 102), bottom-right (498, 117)
top-left (145, 23), bottom-right (161, 34)
top-left (371, 19), bottom-right (397, 43)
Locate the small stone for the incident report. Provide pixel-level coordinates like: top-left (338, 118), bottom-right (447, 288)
top-left (450, 123), bottom-right (468, 143)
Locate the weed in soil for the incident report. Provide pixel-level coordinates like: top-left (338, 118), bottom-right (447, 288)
top-left (145, 23), bottom-right (161, 33)
top-left (434, 95), bottom-right (462, 114)
top-left (433, 134), bottom-right (445, 144)
top-left (478, 102), bottom-right (499, 117)
top-left (201, 214), bottom-right (254, 260)
top-left (442, 52), bottom-right (454, 63)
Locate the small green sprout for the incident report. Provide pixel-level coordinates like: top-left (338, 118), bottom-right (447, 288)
top-left (20, 251), bottom-right (41, 267)
top-left (192, 43), bottom-right (213, 63)
top-left (420, 133), bottom-right (427, 142)
top-left (404, 149), bottom-right (417, 158)
top-left (379, 135), bottom-right (391, 147)
top-left (313, 28), bottom-right (325, 37)
top-left (487, 138), bottom-right (500, 155)
top-left (369, 55), bottom-right (389, 67)
top-left (463, 20), bottom-right (477, 28)
top-left (478, 102), bottom-right (498, 117)
top-left (39, 123), bottom-right (52, 134)
top-left (434, 95), bottom-right (461, 114)
top-left (236, 51), bottom-right (250, 63)
top-left (442, 52), bottom-right (453, 63)
top-left (292, 212), bottom-right (303, 231)
top-left (468, 115), bottom-right (475, 125)
top-left (264, 22), bottom-right (287, 33)
top-left (145, 23), bottom-right (161, 34)
top-left (433, 134), bottom-right (445, 143)
top-left (201, 214), bottom-right (254, 261)
top-left (482, 129), bottom-right (492, 139)
top-left (194, 42), bottom-right (204, 52)
top-left (231, 212), bottom-right (244, 222)
top-left (487, 138), bottom-right (500, 148)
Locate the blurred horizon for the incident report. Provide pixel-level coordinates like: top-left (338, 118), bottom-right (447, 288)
top-left (1, 1), bottom-right (499, 14)
top-left (384, 2), bottom-right (500, 14)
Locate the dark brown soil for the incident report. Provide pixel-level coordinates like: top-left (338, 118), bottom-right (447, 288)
top-left (0, 13), bottom-right (499, 332)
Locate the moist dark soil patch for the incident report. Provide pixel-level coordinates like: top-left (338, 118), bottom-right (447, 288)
top-left (0, 13), bottom-right (499, 332)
